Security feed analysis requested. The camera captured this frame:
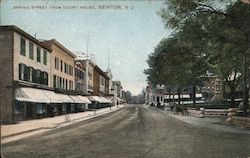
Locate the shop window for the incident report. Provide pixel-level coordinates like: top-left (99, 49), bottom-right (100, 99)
top-left (29, 42), bottom-right (34, 59)
top-left (20, 37), bottom-right (26, 56)
top-left (36, 104), bottom-right (43, 114)
top-left (43, 50), bottom-right (47, 65)
top-left (37, 47), bottom-right (41, 62)
top-left (15, 101), bottom-right (23, 114)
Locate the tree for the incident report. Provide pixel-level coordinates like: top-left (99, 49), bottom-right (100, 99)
top-left (159, 0), bottom-right (250, 108)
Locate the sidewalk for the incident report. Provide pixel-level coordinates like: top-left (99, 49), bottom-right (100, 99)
top-left (1, 105), bottom-right (124, 144)
top-left (160, 109), bottom-right (250, 134)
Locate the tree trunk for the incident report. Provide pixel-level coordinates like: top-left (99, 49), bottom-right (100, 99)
top-left (192, 83), bottom-right (196, 107)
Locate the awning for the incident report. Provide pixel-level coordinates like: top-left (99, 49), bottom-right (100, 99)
top-left (100, 97), bottom-right (112, 103)
top-left (196, 93), bottom-right (203, 98)
top-left (77, 95), bottom-right (92, 104)
top-left (165, 95), bottom-right (190, 99)
top-left (56, 93), bottom-right (74, 103)
top-left (69, 95), bottom-right (83, 103)
top-left (42, 90), bottom-right (63, 103)
top-left (16, 87), bottom-right (50, 103)
top-left (88, 96), bottom-right (102, 102)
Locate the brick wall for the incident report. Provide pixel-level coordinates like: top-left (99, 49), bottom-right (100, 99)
top-left (0, 29), bottom-right (14, 124)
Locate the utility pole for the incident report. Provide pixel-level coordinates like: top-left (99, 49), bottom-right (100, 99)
top-left (243, 48), bottom-right (249, 116)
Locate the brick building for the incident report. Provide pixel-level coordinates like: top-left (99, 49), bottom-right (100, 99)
top-left (93, 66), bottom-right (110, 96)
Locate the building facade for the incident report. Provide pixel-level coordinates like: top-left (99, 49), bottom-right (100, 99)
top-left (0, 26), bottom-right (52, 123)
top-left (93, 66), bottom-right (110, 96)
top-left (41, 39), bottom-right (76, 91)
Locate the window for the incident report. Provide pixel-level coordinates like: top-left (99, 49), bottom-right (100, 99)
top-left (63, 78), bottom-right (65, 89)
top-left (60, 60), bottom-right (63, 72)
top-left (53, 75), bottom-right (57, 88)
top-left (68, 65), bottom-right (73, 76)
top-left (37, 70), bottom-right (42, 84)
top-left (19, 63), bottom-right (25, 80)
top-left (24, 66), bottom-right (30, 82)
top-left (29, 42), bottom-right (34, 59)
top-left (15, 101), bottom-right (23, 114)
top-left (64, 63), bottom-right (67, 73)
top-left (66, 79), bottom-right (68, 89)
top-left (57, 76), bottom-right (60, 89)
top-left (20, 37), bottom-right (26, 56)
top-left (59, 77), bottom-right (62, 89)
top-left (43, 50), bottom-right (47, 65)
top-left (42, 72), bottom-right (48, 85)
top-left (37, 47), bottom-right (41, 62)
top-left (32, 68), bottom-right (37, 83)
top-left (55, 57), bottom-right (59, 70)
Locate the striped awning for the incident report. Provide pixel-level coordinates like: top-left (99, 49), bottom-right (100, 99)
top-left (77, 95), bottom-right (92, 104)
top-left (42, 90), bottom-right (63, 103)
top-left (88, 96), bottom-right (102, 102)
top-left (56, 93), bottom-right (74, 103)
top-left (100, 97), bottom-right (112, 103)
top-left (16, 87), bottom-right (50, 103)
top-left (69, 95), bottom-right (83, 103)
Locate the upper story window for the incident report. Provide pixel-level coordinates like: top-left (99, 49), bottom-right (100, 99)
top-left (100, 77), bottom-right (105, 86)
top-left (64, 63), bottom-right (67, 74)
top-left (55, 57), bottom-right (59, 70)
top-left (60, 60), bottom-right (63, 72)
top-left (37, 47), bottom-right (41, 63)
top-left (43, 50), bottom-right (47, 65)
top-left (29, 42), bottom-right (34, 59)
top-left (20, 37), bottom-right (26, 56)
top-left (69, 65), bottom-right (73, 76)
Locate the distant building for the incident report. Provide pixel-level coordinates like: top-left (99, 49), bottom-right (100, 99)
top-left (75, 54), bottom-right (96, 94)
top-left (74, 61), bottom-right (85, 93)
top-left (93, 65), bottom-right (110, 96)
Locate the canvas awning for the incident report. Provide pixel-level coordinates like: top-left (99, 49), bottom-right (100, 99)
top-left (196, 93), bottom-right (203, 98)
top-left (100, 97), bottom-right (112, 103)
top-left (56, 93), bottom-right (74, 103)
top-left (42, 90), bottom-right (63, 103)
top-left (88, 96), bottom-right (102, 102)
top-left (69, 95), bottom-right (83, 103)
top-left (15, 87), bottom-right (50, 103)
top-left (77, 95), bottom-right (92, 104)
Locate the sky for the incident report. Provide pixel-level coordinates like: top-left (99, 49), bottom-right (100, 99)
top-left (0, 0), bottom-right (171, 95)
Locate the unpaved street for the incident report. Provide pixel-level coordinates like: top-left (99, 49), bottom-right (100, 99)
top-left (2, 105), bottom-right (250, 158)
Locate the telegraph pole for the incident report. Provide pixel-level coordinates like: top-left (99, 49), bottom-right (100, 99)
top-left (243, 48), bottom-right (249, 116)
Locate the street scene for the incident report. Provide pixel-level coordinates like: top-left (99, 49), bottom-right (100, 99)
top-left (2, 105), bottom-right (250, 158)
top-left (1, 0), bottom-right (250, 158)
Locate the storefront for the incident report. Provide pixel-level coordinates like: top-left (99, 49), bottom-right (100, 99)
top-left (15, 87), bottom-right (51, 120)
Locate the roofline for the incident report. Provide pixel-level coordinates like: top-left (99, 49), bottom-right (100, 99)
top-left (94, 65), bottom-right (110, 79)
top-left (42, 39), bottom-right (76, 58)
top-left (0, 25), bottom-right (52, 52)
